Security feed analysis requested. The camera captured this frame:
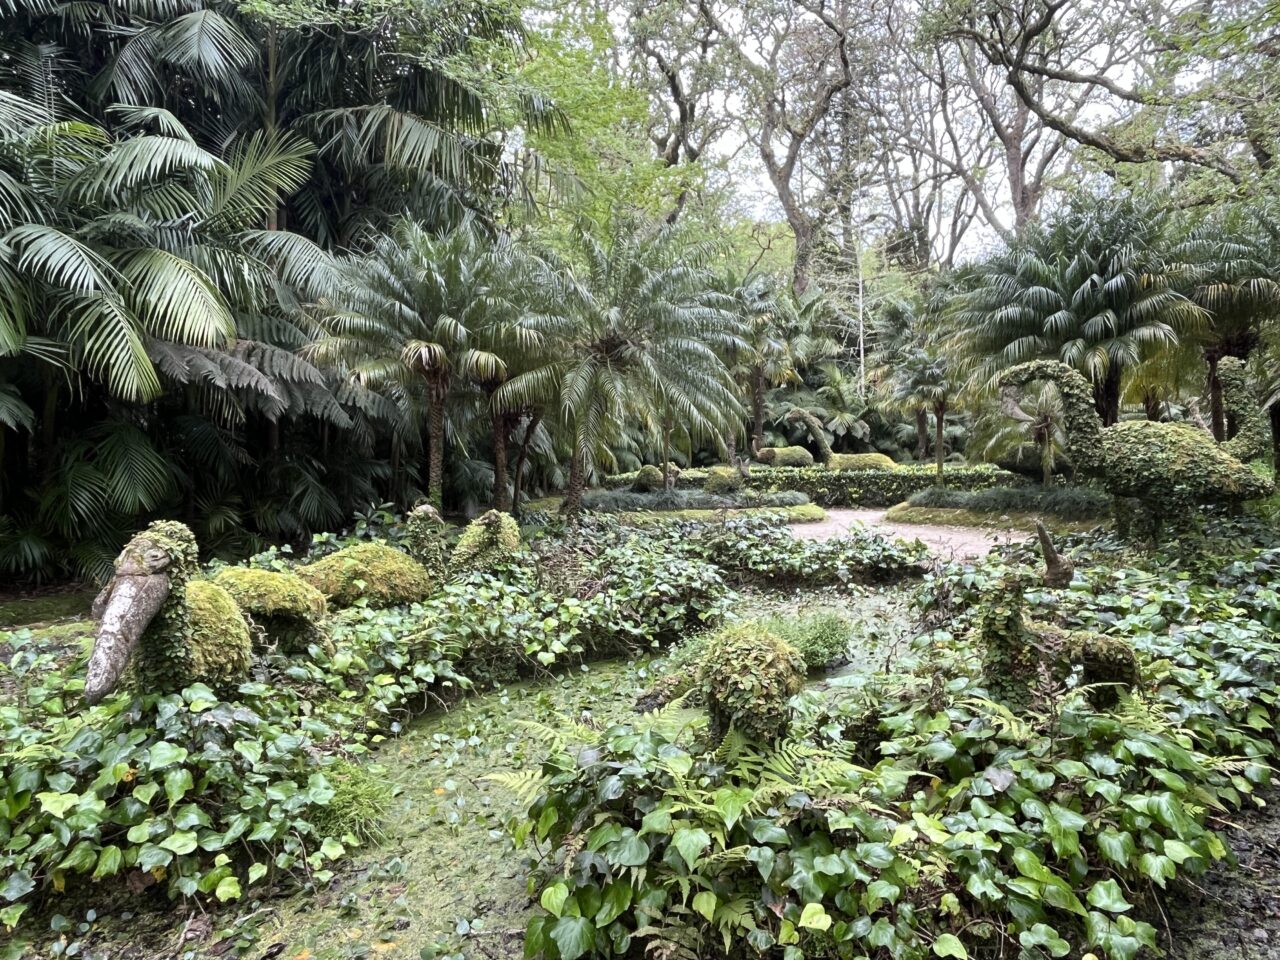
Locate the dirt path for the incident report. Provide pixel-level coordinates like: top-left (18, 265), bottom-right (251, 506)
top-left (793, 507), bottom-right (1024, 560)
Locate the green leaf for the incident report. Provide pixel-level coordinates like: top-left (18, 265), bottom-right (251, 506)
top-left (672, 827), bottom-right (711, 871)
top-left (549, 915), bottom-right (594, 960)
top-left (541, 882), bottom-right (569, 918)
top-left (933, 933), bottom-right (968, 958)
top-left (159, 830), bottom-right (198, 855)
top-left (0, 871), bottom-right (34, 903)
top-left (692, 891), bottom-right (717, 923)
top-left (164, 768), bottom-right (193, 806)
top-left (595, 881), bottom-right (631, 926)
top-left (148, 742), bottom-right (188, 770)
top-left (798, 903), bottom-right (832, 931)
top-left (92, 845), bottom-right (123, 879)
top-left (214, 876), bottom-right (242, 902)
top-left (712, 786), bottom-right (753, 829)
top-left (247, 863), bottom-right (268, 885)
top-left (36, 792), bottom-right (78, 818)
top-left (606, 830), bottom-right (649, 867)
top-left (1087, 878), bottom-right (1133, 913)
top-left (1018, 923), bottom-right (1070, 957)
top-left (320, 838), bottom-right (345, 860)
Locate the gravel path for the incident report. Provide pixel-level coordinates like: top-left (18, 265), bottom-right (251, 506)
top-left (793, 507), bottom-right (1024, 560)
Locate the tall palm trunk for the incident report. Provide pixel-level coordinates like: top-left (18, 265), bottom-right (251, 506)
top-left (563, 446), bottom-right (586, 514)
top-left (1093, 365), bottom-right (1122, 426)
top-left (751, 367), bottom-right (766, 453)
top-left (426, 378), bottom-right (447, 509)
top-left (492, 409), bottom-right (510, 512)
top-left (915, 407), bottom-right (928, 461)
top-left (1206, 354), bottom-right (1225, 441)
top-left (512, 410), bottom-right (542, 515)
top-left (934, 402), bottom-right (946, 482)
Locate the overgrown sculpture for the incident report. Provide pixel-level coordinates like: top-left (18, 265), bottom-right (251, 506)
top-left (784, 408), bottom-right (833, 463)
top-left (450, 509), bottom-right (522, 578)
top-left (1035, 520), bottom-right (1074, 588)
top-left (977, 570), bottom-right (1138, 711)
top-left (999, 359), bottom-right (1273, 538)
top-left (85, 522), bottom-right (252, 704)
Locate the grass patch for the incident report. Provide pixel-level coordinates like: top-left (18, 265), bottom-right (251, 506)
top-left (0, 588), bottom-right (95, 628)
top-left (906, 482), bottom-right (1110, 520)
top-left (884, 503), bottom-right (1100, 534)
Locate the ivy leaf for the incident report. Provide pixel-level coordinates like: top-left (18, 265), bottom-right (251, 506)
top-left (692, 891), bottom-right (717, 923)
top-left (1097, 829), bottom-right (1135, 867)
top-left (159, 830), bottom-right (198, 855)
top-left (594, 881), bottom-right (631, 926)
top-left (712, 787), bottom-right (754, 830)
top-left (148, 742), bottom-right (188, 770)
top-left (798, 903), bottom-right (832, 932)
top-left (541, 882), bottom-right (569, 918)
top-left (164, 768), bottom-right (193, 806)
top-left (0, 871), bottom-right (35, 903)
top-left (92, 846), bottom-right (123, 879)
top-left (247, 863), bottom-right (268, 885)
top-left (672, 827), bottom-right (710, 870)
top-left (320, 838), bottom-right (345, 860)
top-left (1018, 923), bottom-right (1070, 957)
top-left (606, 829), bottom-right (649, 867)
top-left (932, 933), bottom-right (968, 958)
top-left (549, 916), bottom-right (594, 960)
top-left (36, 792), bottom-right (78, 819)
top-left (214, 876), bottom-right (242, 902)
top-left (1087, 879), bottom-right (1133, 913)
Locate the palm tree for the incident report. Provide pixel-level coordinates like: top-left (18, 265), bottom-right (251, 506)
top-left (311, 220), bottom-right (514, 508)
top-left (502, 217), bottom-right (742, 514)
top-left (870, 295), bottom-right (932, 460)
top-left (973, 383), bottom-right (1068, 486)
top-left (890, 348), bottom-right (955, 481)
top-left (950, 196), bottom-right (1203, 425)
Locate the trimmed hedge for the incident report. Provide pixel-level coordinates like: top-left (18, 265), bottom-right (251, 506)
top-left (745, 463), bottom-right (1023, 507)
top-left (907, 483), bottom-right (1111, 520)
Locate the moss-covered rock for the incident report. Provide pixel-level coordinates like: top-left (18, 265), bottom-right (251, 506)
top-left (450, 510), bottom-right (522, 578)
top-left (828, 452), bottom-right (898, 471)
top-left (297, 542), bottom-right (437, 608)
top-left (704, 623), bottom-right (805, 744)
top-left (209, 567), bottom-right (326, 652)
top-left (631, 464), bottom-right (666, 492)
top-left (183, 579), bottom-right (253, 688)
top-left (703, 466), bottom-right (743, 495)
top-left (759, 446), bottom-right (814, 468)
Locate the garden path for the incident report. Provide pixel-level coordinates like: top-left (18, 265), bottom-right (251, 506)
top-left (792, 507), bottom-right (1022, 559)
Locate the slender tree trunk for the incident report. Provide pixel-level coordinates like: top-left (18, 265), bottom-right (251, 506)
top-left (915, 407), bottom-right (928, 462)
top-left (427, 393), bottom-right (446, 509)
top-left (39, 376), bottom-right (57, 481)
top-left (1206, 355), bottom-right (1225, 441)
top-left (1142, 390), bottom-right (1161, 422)
top-left (512, 411), bottom-right (542, 515)
top-left (934, 402), bottom-right (946, 483)
top-left (562, 446), bottom-right (585, 514)
top-left (661, 422), bottom-right (674, 491)
top-left (492, 410), bottom-right (510, 512)
top-left (751, 367), bottom-right (766, 453)
top-left (1270, 403), bottom-right (1280, 481)
top-left (1093, 365), bottom-right (1122, 427)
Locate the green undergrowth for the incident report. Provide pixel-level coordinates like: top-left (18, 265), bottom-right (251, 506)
top-left (0, 590), bottom-right (94, 628)
top-left (620, 504), bottom-right (825, 525)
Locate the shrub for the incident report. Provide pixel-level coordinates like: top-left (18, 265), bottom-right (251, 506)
top-left (703, 623), bottom-right (805, 743)
top-left (634, 632), bottom-right (712, 711)
top-left (703, 465), bottom-right (743, 495)
top-left (306, 760), bottom-right (393, 844)
top-left (631, 463), bottom-right (666, 492)
top-left (603, 467), bottom-right (707, 490)
top-left (828, 452), bottom-right (899, 471)
top-left (449, 510), bottom-right (522, 578)
top-left (297, 542), bottom-right (437, 608)
top-left (765, 445), bottom-right (814, 467)
top-left (746, 462), bottom-right (1021, 507)
top-left (209, 567), bottom-right (327, 651)
top-left (908, 483), bottom-right (1111, 520)
top-left (582, 487), bottom-right (809, 513)
top-left (764, 609), bottom-right (852, 670)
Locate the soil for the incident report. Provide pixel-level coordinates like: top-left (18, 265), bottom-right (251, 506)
top-left (791, 507), bottom-right (1021, 559)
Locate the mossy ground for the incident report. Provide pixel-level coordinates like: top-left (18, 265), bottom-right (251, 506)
top-left (0, 586), bottom-right (94, 628)
top-left (883, 503), bottom-right (1099, 535)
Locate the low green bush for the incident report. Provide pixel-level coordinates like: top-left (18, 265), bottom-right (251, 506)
top-left (762, 445), bottom-right (814, 467)
top-left (582, 487), bottom-right (809, 513)
top-left (621, 503), bottom-right (825, 525)
top-left (630, 464), bottom-right (666, 492)
top-left (908, 483), bottom-right (1111, 520)
top-left (763, 609), bottom-right (853, 670)
top-left (703, 623), bottom-right (805, 744)
top-left (209, 567), bottom-right (327, 651)
top-left (745, 463), bottom-right (1022, 507)
top-left (450, 510), bottom-right (523, 578)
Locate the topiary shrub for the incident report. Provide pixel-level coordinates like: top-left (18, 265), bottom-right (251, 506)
top-left (450, 510), bottom-right (522, 578)
top-left (403, 502), bottom-right (448, 581)
top-left (745, 463), bottom-right (1020, 507)
top-left (767, 446), bottom-right (814, 468)
top-left (703, 623), bottom-right (805, 744)
top-left (209, 567), bottom-right (327, 652)
top-left (631, 464), bottom-right (666, 492)
top-left (828, 452), bottom-right (898, 471)
top-left (703, 466), bottom-right (743, 495)
top-left (754, 447), bottom-right (777, 464)
top-left (297, 542), bottom-right (437, 608)
top-left (183, 580), bottom-right (254, 688)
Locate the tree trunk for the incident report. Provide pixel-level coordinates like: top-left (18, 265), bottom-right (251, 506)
top-left (1142, 390), bottom-right (1161, 422)
top-left (1270, 403), bottom-right (1280, 481)
top-left (915, 407), bottom-right (928, 462)
top-left (492, 409), bottom-right (510, 512)
top-left (751, 367), bottom-right (766, 453)
top-left (1207, 354), bottom-right (1225, 441)
top-left (562, 446), bottom-right (585, 514)
top-left (427, 392), bottom-right (446, 509)
top-left (512, 411), bottom-right (542, 514)
top-left (934, 402), bottom-right (946, 482)
top-left (1093, 365), bottom-right (1122, 427)
top-left (661, 423), bottom-right (674, 491)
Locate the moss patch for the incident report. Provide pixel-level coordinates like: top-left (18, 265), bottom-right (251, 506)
top-left (0, 589), bottom-right (95, 628)
top-left (184, 580), bottom-right (254, 688)
top-left (210, 567), bottom-right (327, 650)
top-left (883, 503), bottom-right (1099, 535)
top-left (298, 542), bottom-right (438, 608)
